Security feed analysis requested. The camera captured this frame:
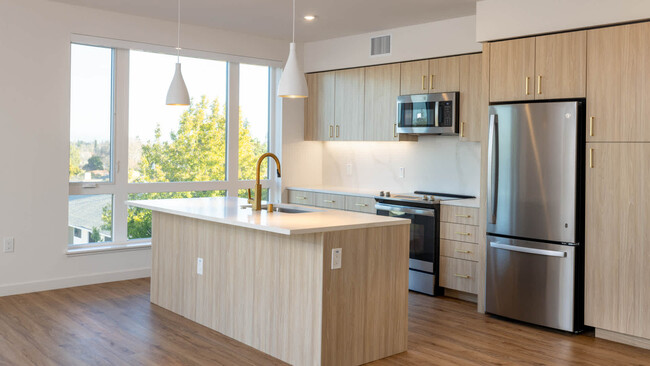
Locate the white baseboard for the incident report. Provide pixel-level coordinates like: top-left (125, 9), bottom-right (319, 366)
top-left (0, 268), bottom-right (151, 297)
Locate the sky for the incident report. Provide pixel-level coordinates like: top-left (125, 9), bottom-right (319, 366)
top-left (70, 44), bottom-right (270, 145)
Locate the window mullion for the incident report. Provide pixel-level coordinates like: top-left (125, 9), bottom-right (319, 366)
top-left (112, 48), bottom-right (130, 242)
top-left (227, 62), bottom-right (240, 196)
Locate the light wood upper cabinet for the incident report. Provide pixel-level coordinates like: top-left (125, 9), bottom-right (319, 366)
top-left (364, 64), bottom-right (402, 141)
top-left (585, 143), bottom-right (650, 339)
top-left (490, 32), bottom-right (586, 102)
top-left (587, 22), bottom-right (650, 142)
top-left (535, 31), bottom-right (586, 99)
top-left (305, 72), bottom-right (335, 141)
top-left (334, 68), bottom-right (365, 141)
top-left (429, 56), bottom-right (460, 92)
top-left (400, 60), bottom-right (429, 95)
top-left (489, 37), bottom-right (535, 102)
top-left (459, 54), bottom-right (482, 142)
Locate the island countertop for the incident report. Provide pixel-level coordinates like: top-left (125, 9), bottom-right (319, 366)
top-left (127, 197), bottom-right (409, 235)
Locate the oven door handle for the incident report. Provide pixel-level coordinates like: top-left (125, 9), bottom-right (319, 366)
top-left (375, 203), bottom-right (436, 217)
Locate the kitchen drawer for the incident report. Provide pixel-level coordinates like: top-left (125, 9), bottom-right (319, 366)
top-left (440, 222), bottom-right (479, 244)
top-left (440, 205), bottom-right (479, 226)
top-left (439, 256), bottom-right (478, 294)
top-left (344, 196), bottom-right (376, 214)
top-left (288, 190), bottom-right (315, 206)
top-left (314, 192), bottom-right (346, 210)
top-left (440, 239), bottom-right (479, 262)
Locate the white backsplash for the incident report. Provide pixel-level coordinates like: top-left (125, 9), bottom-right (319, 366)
top-left (321, 136), bottom-right (481, 196)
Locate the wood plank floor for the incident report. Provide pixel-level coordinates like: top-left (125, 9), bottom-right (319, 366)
top-left (0, 278), bottom-right (648, 366)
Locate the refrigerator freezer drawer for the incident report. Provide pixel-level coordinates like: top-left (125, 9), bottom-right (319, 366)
top-left (486, 235), bottom-right (577, 332)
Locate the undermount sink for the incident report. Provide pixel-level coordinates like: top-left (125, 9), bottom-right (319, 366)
top-left (239, 203), bottom-right (322, 214)
top-left (272, 206), bottom-right (315, 214)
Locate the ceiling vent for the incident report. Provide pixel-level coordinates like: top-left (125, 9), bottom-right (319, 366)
top-left (370, 35), bottom-right (391, 56)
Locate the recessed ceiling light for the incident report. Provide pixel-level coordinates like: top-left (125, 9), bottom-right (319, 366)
top-left (303, 15), bottom-right (316, 21)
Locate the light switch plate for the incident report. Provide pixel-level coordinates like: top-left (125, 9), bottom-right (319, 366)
top-left (346, 163), bottom-right (352, 176)
top-left (197, 257), bottom-right (203, 275)
top-left (3, 237), bottom-right (14, 253)
top-left (331, 248), bottom-right (342, 269)
top-left (399, 167), bottom-right (405, 178)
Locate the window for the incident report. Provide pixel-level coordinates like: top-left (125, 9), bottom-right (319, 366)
top-left (68, 40), bottom-right (280, 249)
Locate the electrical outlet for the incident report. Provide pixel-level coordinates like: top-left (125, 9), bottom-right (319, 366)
top-left (331, 248), bottom-right (342, 270)
top-left (197, 257), bottom-right (203, 275)
top-left (3, 237), bottom-right (14, 253)
top-left (399, 167), bottom-right (405, 178)
top-left (346, 163), bottom-right (352, 176)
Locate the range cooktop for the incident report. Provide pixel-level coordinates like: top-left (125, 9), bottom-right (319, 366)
top-left (375, 191), bottom-right (475, 208)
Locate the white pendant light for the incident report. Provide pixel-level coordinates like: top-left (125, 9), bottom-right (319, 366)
top-left (277, 0), bottom-right (308, 98)
top-left (166, 0), bottom-right (190, 105)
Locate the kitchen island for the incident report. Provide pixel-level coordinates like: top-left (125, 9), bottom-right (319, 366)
top-left (127, 197), bottom-right (410, 366)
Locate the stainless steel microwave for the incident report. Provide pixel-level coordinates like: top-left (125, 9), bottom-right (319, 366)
top-left (396, 92), bottom-right (459, 135)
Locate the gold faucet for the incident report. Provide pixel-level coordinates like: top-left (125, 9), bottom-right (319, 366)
top-left (249, 152), bottom-right (281, 211)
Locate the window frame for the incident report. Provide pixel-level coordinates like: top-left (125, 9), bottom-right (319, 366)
top-left (68, 35), bottom-right (283, 251)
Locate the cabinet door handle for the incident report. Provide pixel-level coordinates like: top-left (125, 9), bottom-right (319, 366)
top-left (335, 125), bottom-right (340, 138)
top-left (455, 214), bottom-right (472, 218)
top-left (525, 77), bottom-right (530, 95)
top-left (455, 249), bottom-right (472, 254)
top-left (454, 274), bottom-right (471, 279)
top-left (537, 75), bottom-right (542, 95)
top-left (589, 148), bottom-right (594, 168)
top-left (455, 232), bottom-right (471, 236)
top-left (422, 75), bottom-right (427, 90)
top-left (430, 74), bottom-right (435, 89)
top-left (355, 203), bottom-right (368, 207)
top-left (589, 116), bottom-right (594, 137)
top-left (329, 125), bottom-right (333, 138)
top-left (460, 122), bottom-right (465, 138)
top-left (323, 200), bottom-right (335, 203)
top-left (393, 123), bottom-right (398, 138)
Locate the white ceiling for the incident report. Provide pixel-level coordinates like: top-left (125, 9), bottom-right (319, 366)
top-left (50, 0), bottom-right (478, 42)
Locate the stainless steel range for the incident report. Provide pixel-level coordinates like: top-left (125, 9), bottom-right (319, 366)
top-left (375, 191), bottom-right (475, 296)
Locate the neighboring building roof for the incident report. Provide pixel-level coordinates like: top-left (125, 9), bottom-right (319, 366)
top-left (68, 195), bottom-right (112, 237)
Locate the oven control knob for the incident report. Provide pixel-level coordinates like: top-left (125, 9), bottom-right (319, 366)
top-left (428, 195), bottom-right (435, 201)
top-left (386, 192), bottom-right (391, 197)
top-left (423, 196), bottom-right (429, 201)
top-left (379, 191), bottom-right (385, 197)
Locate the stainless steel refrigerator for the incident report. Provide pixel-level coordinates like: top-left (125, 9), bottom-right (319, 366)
top-left (486, 101), bottom-right (585, 332)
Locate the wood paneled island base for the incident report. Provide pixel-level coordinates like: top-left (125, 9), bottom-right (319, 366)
top-left (150, 211), bottom-right (409, 366)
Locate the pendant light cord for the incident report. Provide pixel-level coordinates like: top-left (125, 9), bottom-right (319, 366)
top-left (177, 0), bottom-right (181, 62)
top-left (292, 0), bottom-right (295, 43)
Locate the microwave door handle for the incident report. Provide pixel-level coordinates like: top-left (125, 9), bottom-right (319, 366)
top-left (434, 101), bottom-right (439, 127)
top-left (487, 114), bottom-right (499, 224)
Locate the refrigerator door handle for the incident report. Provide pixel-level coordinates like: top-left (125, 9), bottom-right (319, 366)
top-left (490, 242), bottom-right (567, 258)
top-left (487, 114), bottom-right (499, 224)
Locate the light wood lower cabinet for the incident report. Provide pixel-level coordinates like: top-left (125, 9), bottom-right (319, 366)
top-left (440, 222), bottom-right (479, 244)
top-left (439, 257), bottom-right (478, 294)
top-left (439, 204), bottom-right (480, 296)
top-left (585, 143), bottom-right (650, 340)
top-left (314, 192), bottom-right (346, 210)
top-left (288, 190), bottom-right (315, 206)
top-left (344, 196), bottom-right (376, 214)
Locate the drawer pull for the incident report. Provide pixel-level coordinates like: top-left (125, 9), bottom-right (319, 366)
top-left (355, 203), bottom-right (368, 207)
top-left (454, 274), bottom-right (471, 279)
top-left (455, 249), bottom-right (472, 254)
top-left (323, 200), bottom-right (336, 203)
top-left (455, 214), bottom-right (472, 218)
top-left (455, 232), bottom-right (471, 236)
top-left (297, 196), bottom-right (307, 200)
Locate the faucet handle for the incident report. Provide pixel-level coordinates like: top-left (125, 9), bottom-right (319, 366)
top-left (247, 188), bottom-right (254, 204)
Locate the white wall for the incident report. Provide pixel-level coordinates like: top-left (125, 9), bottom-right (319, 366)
top-left (304, 15), bottom-right (481, 73)
top-left (320, 138), bottom-right (480, 196)
top-left (476, 0), bottom-right (650, 42)
top-left (0, 0), bottom-right (305, 296)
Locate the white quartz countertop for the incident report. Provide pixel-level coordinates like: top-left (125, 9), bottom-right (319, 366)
top-left (440, 197), bottom-right (480, 208)
top-left (127, 197), bottom-right (410, 235)
top-left (288, 186), bottom-right (480, 208)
